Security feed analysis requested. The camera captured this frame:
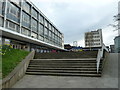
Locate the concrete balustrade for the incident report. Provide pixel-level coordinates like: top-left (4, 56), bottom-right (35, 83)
top-left (1, 50), bottom-right (35, 89)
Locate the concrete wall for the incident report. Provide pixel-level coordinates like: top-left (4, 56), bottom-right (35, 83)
top-left (1, 50), bottom-right (35, 89)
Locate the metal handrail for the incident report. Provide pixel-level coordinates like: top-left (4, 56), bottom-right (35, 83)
top-left (96, 44), bottom-right (109, 73)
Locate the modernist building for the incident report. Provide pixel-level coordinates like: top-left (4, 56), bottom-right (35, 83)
top-left (85, 29), bottom-right (103, 48)
top-left (0, 0), bottom-right (64, 52)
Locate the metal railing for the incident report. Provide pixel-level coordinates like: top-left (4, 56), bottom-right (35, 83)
top-left (96, 44), bottom-right (109, 73)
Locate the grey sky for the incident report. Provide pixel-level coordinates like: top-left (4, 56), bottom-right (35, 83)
top-left (32, 0), bottom-right (119, 46)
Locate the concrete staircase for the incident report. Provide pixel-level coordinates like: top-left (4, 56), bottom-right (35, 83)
top-left (26, 51), bottom-right (103, 77)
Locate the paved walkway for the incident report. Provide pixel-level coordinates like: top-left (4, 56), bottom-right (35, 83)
top-left (12, 53), bottom-right (118, 88)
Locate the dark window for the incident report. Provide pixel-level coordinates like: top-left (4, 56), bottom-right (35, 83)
top-left (21, 28), bottom-right (30, 36)
top-left (39, 24), bottom-right (44, 35)
top-left (38, 35), bottom-right (44, 41)
top-left (31, 32), bottom-right (37, 39)
top-left (32, 8), bottom-right (38, 19)
top-left (6, 20), bottom-right (20, 32)
top-left (0, 0), bottom-right (3, 15)
top-left (22, 11), bottom-right (30, 28)
top-left (7, 1), bottom-right (20, 23)
top-left (22, 1), bottom-right (30, 14)
top-left (31, 18), bottom-right (38, 32)
top-left (49, 24), bottom-right (52, 30)
top-left (0, 17), bottom-right (3, 27)
top-left (40, 15), bottom-right (44, 24)
top-left (44, 28), bottom-right (48, 35)
top-left (45, 19), bottom-right (49, 27)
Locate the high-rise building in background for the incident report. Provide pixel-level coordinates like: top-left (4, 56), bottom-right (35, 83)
top-left (0, 0), bottom-right (64, 52)
top-left (114, 1), bottom-right (120, 53)
top-left (85, 29), bottom-right (103, 48)
top-left (118, 1), bottom-right (120, 36)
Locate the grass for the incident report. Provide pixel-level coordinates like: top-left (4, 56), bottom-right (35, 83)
top-left (2, 45), bottom-right (30, 79)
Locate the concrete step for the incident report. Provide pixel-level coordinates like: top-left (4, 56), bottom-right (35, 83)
top-left (26, 69), bottom-right (101, 74)
top-left (30, 61), bottom-right (97, 63)
top-left (26, 72), bottom-right (101, 77)
top-left (27, 67), bottom-right (101, 71)
top-left (31, 58), bottom-right (97, 61)
top-left (28, 65), bottom-right (101, 68)
top-left (29, 63), bottom-right (101, 66)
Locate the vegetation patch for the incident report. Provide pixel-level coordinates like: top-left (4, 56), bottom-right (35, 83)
top-left (2, 45), bottom-right (30, 78)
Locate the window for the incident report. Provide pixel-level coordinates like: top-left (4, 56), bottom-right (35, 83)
top-left (6, 20), bottom-right (19, 32)
top-left (40, 15), bottom-right (44, 24)
top-left (55, 29), bottom-right (58, 35)
top-left (21, 28), bottom-right (30, 36)
top-left (44, 38), bottom-right (48, 43)
top-left (60, 33), bottom-right (62, 38)
top-left (49, 24), bottom-right (52, 30)
top-left (8, 2), bottom-right (19, 17)
top-left (31, 18), bottom-right (38, 32)
top-left (44, 28), bottom-right (48, 36)
top-left (22, 12), bottom-right (30, 23)
top-left (0, 17), bottom-right (3, 27)
top-left (52, 33), bottom-right (55, 40)
top-left (49, 30), bottom-right (52, 37)
top-left (45, 19), bottom-right (48, 27)
top-left (31, 32), bottom-right (37, 39)
top-left (57, 32), bottom-right (60, 37)
top-left (22, 1), bottom-right (30, 14)
top-left (9, 21), bottom-right (15, 29)
top-left (55, 35), bottom-right (57, 41)
top-left (51, 26), bottom-right (54, 32)
top-left (0, 0), bottom-right (3, 15)
top-left (22, 12), bottom-right (30, 28)
top-left (32, 8), bottom-right (38, 19)
top-left (10, 0), bottom-right (20, 5)
top-left (38, 35), bottom-right (44, 41)
top-left (39, 24), bottom-right (44, 35)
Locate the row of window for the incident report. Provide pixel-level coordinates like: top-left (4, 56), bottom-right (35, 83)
top-left (91, 32), bottom-right (99, 35)
top-left (11, 0), bottom-right (60, 35)
top-left (5, 20), bottom-right (62, 47)
top-left (86, 43), bottom-right (101, 46)
top-left (5, 1), bottom-right (62, 37)
top-left (0, 0), bottom-right (63, 48)
top-left (85, 39), bottom-right (100, 42)
top-left (85, 36), bottom-right (100, 38)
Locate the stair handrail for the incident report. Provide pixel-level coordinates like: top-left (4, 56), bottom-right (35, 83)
top-left (96, 43), bottom-right (109, 73)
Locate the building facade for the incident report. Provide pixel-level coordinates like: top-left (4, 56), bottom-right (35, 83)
top-left (113, 1), bottom-right (120, 53)
top-left (85, 29), bottom-right (103, 48)
top-left (114, 35), bottom-right (120, 53)
top-left (0, 0), bottom-right (64, 52)
top-left (118, 1), bottom-right (120, 36)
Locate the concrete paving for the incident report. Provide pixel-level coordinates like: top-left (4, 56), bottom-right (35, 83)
top-left (12, 53), bottom-right (118, 88)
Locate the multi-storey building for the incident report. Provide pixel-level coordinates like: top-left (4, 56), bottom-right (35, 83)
top-left (114, 1), bottom-right (120, 53)
top-left (0, 0), bottom-right (64, 52)
top-left (85, 29), bottom-right (103, 48)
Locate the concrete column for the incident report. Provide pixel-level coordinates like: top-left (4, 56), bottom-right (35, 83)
top-left (2, 37), bottom-right (5, 45)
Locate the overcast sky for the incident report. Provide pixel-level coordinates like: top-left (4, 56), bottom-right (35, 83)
top-left (32, 0), bottom-right (119, 47)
